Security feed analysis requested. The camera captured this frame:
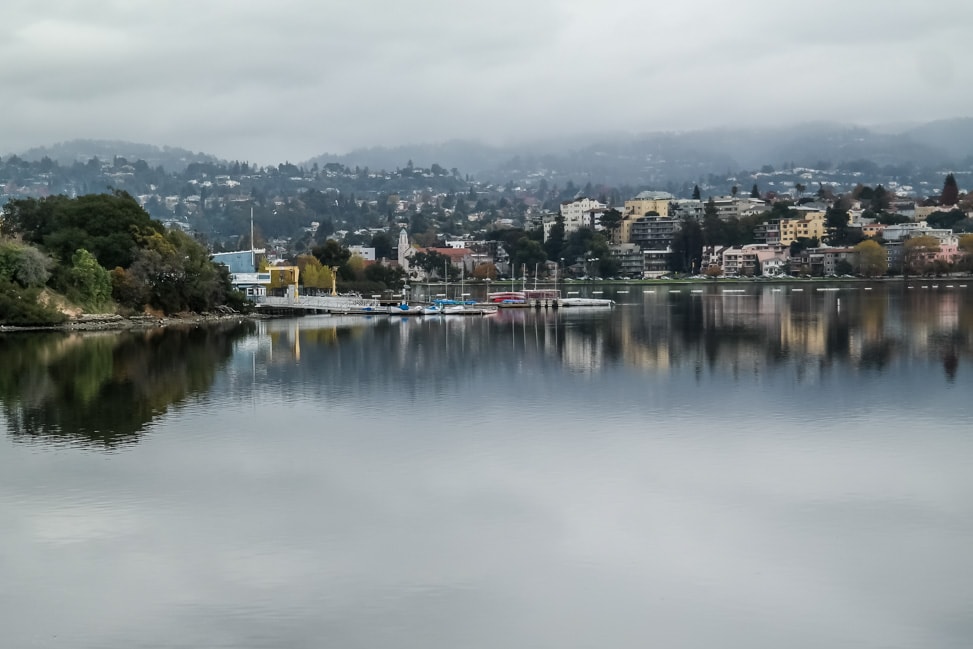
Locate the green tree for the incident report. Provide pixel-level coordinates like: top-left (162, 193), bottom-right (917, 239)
top-left (370, 231), bottom-right (395, 260)
top-left (669, 218), bottom-right (703, 273)
top-left (692, 185), bottom-right (701, 200)
top-left (0, 241), bottom-right (52, 288)
top-left (825, 207), bottom-right (850, 245)
top-left (789, 237), bottom-right (819, 257)
top-left (128, 231), bottom-right (235, 313)
top-left (0, 284), bottom-right (67, 325)
top-left (1, 191), bottom-right (164, 269)
top-left (297, 255), bottom-right (329, 290)
top-left (941, 173), bottom-right (959, 206)
top-left (64, 248), bottom-right (112, 308)
top-left (311, 239), bottom-right (351, 268)
top-left (750, 183), bottom-right (760, 199)
top-left (599, 209), bottom-right (623, 240)
top-left (957, 234), bottom-right (973, 273)
top-left (111, 267), bottom-right (147, 309)
top-left (511, 237), bottom-right (547, 273)
top-left (544, 216), bottom-right (565, 259)
top-left (411, 250), bottom-right (453, 279)
top-left (702, 198), bottom-right (723, 246)
top-left (854, 240), bottom-right (887, 277)
top-left (926, 209), bottom-right (965, 230)
top-left (364, 264), bottom-right (406, 289)
top-left (871, 185), bottom-right (891, 212)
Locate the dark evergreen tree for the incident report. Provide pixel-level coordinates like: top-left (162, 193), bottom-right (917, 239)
top-left (692, 184), bottom-right (701, 200)
top-left (825, 207), bottom-right (851, 245)
top-left (750, 183), bottom-right (760, 199)
top-left (941, 173), bottom-right (959, 206)
top-left (544, 217), bottom-right (566, 260)
top-left (669, 218), bottom-right (703, 274)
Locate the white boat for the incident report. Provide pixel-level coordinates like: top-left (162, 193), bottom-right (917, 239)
top-left (559, 297), bottom-right (615, 307)
top-left (388, 303), bottom-right (423, 316)
top-left (421, 304), bottom-right (444, 315)
top-left (443, 303), bottom-right (499, 315)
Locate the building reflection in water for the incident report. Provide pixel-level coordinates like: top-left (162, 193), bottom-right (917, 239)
top-left (243, 284), bottom-right (972, 391)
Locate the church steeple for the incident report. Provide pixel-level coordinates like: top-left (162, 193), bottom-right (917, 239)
top-left (397, 228), bottom-right (410, 268)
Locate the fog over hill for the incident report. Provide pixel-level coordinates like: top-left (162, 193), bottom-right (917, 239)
top-left (14, 140), bottom-right (220, 173)
top-left (12, 119), bottom-right (973, 186)
top-left (304, 119), bottom-right (973, 185)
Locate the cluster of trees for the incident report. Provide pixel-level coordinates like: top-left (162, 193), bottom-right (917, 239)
top-left (0, 192), bottom-right (244, 324)
top-left (267, 239), bottom-right (407, 294)
top-left (483, 222), bottom-right (618, 278)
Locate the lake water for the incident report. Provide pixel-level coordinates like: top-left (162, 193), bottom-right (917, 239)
top-left (2, 282), bottom-right (972, 649)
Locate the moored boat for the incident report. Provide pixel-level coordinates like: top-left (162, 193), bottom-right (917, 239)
top-left (389, 303), bottom-right (423, 316)
top-left (442, 303), bottom-right (500, 315)
top-left (559, 297), bottom-right (615, 307)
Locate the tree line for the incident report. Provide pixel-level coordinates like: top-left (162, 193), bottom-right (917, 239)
top-left (1, 192), bottom-right (245, 324)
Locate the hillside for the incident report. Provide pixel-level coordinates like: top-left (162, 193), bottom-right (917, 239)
top-left (304, 120), bottom-right (971, 185)
top-left (14, 139), bottom-right (220, 173)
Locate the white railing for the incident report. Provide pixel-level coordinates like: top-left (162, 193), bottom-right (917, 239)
top-left (256, 294), bottom-right (381, 311)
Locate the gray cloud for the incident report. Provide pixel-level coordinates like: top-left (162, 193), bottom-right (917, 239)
top-left (2, 0), bottom-right (972, 164)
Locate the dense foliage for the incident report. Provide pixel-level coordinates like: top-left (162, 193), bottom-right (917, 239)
top-left (0, 192), bottom-right (242, 322)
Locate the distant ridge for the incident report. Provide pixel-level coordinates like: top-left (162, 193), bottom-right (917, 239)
top-left (9, 118), bottom-right (973, 185)
top-left (903, 118), bottom-right (973, 162)
top-left (14, 139), bottom-right (220, 173)
top-left (304, 120), bottom-right (973, 185)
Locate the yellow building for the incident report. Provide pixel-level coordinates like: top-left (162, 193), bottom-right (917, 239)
top-left (778, 211), bottom-right (826, 246)
top-left (619, 191), bottom-right (673, 244)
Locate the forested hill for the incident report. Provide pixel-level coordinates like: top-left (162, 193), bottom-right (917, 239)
top-left (306, 120), bottom-right (973, 186)
top-left (16, 140), bottom-right (220, 173)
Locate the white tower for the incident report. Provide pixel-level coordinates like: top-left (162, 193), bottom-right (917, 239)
top-left (397, 228), bottom-right (411, 270)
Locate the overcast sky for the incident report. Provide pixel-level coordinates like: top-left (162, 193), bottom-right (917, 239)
top-left (3, 0), bottom-right (972, 164)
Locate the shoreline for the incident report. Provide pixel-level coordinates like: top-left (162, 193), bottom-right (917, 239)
top-left (0, 311), bottom-right (274, 333)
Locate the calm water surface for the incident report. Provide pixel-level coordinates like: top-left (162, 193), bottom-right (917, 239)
top-left (2, 283), bottom-right (972, 649)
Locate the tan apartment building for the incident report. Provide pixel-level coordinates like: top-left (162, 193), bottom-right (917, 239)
top-left (778, 211), bottom-right (826, 246)
top-left (618, 191), bottom-right (673, 243)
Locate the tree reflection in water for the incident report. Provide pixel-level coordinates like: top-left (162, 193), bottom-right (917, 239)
top-left (0, 321), bottom-right (254, 448)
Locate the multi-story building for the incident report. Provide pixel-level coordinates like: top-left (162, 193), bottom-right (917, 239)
top-left (629, 215), bottom-right (679, 251)
top-left (624, 191), bottom-right (673, 218)
top-left (643, 249), bottom-right (671, 277)
top-left (669, 199), bottom-right (703, 220)
top-left (722, 246), bottom-right (760, 277)
top-left (707, 196), bottom-right (767, 221)
top-left (609, 243), bottom-right (644, 278)
top-left (720, 244), bottom-right (786, 277)
top-left (543, 197), bottom-right (607, 241)
top-left (800, 247), bottom-right (858, 276)
top-left (619, 191), bottom-right (673, 243)
top-left (778, 211), bottom-right (826, 246)
top-left (754, 221), bottom-right (781, 245)
top-left (883, 223), bottom-right (953, 243)
top-left (861, 223), bottom-right (886, 239)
